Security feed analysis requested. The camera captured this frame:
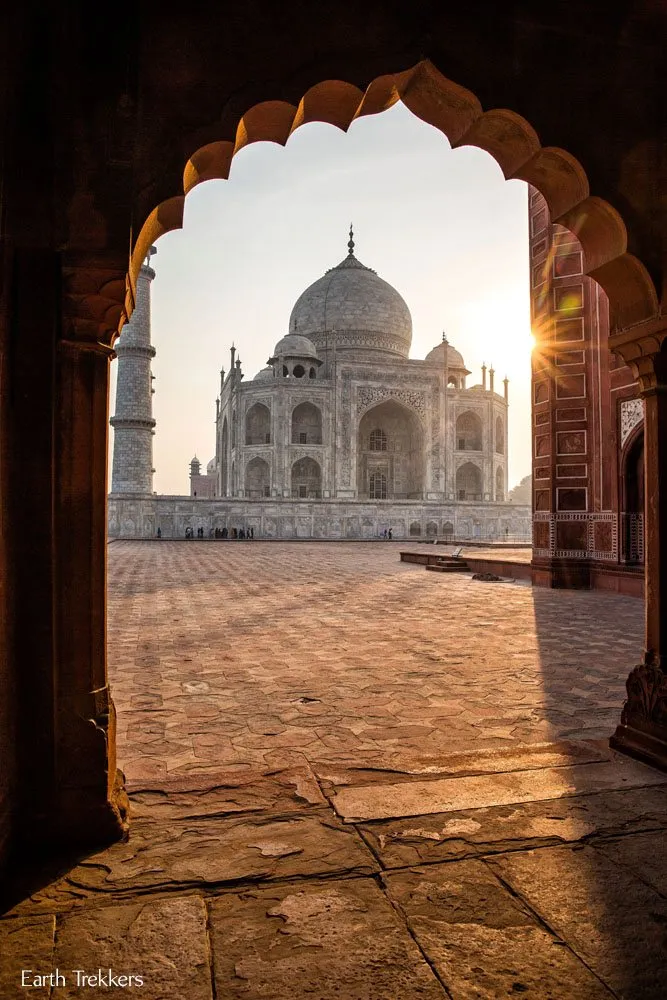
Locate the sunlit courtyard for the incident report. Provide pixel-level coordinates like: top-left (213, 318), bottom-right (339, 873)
top-left (109, 540), bottom-right (642, 782)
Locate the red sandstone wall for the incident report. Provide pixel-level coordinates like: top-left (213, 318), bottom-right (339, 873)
top-left (528, 187), bottom-right (639, 566)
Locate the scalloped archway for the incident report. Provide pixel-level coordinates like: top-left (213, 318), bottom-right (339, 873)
top-left (121, 60), bottom-right (659, 346)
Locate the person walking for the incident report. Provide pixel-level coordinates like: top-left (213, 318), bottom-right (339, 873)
top-left (388, 528), bottom-right (393, 540)
top-left (156, 526), bottom-right (161, 539)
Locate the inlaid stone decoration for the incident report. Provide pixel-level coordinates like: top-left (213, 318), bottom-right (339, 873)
top-left (110, 231), bottom-right (524, 539)
top-left (356, 386), bottom-right (426, 416)
top-left (620, 398), bottom-right (644, 447)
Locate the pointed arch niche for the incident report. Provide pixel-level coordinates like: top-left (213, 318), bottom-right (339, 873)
top-left (357, 400), bottom-right (424, 499)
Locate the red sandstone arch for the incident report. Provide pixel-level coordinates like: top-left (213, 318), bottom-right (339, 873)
top-left (121, 60), bottom-right (659, 345)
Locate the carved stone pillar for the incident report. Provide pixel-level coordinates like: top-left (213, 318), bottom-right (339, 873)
top-left (54, 338), bottom-right (129, 843)
top-left (609, 321), bottom-right (667, 769)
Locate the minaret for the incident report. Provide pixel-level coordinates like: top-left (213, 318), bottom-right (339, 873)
top-left (110, 248), bottom-right (157, 493)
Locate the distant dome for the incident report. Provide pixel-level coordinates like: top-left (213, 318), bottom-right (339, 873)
top-left (425, 341), bottom-right (468, 371)
top-left (271, 334), bottom-right (320, 360)
top-left (253, 366), bottom-right (275, 382)
top-left (288, 236), bottom-right (412, 360)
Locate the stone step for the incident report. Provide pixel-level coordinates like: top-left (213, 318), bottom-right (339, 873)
top-left (425, 562), bottom-right (469, 572)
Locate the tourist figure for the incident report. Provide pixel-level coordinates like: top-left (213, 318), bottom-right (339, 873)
top-left (388, 528), bottom-right (393, 540)
top-left (239, 527), bottom-right (245, 540)
top-left (222, 526), bottom-right (228, 539)
top-left (383, 528), bottom-right (387, 539)
top-left (250, 526), bottom-right (254, 539)
top-left (232, 527), bottom-right (238, 539)
top-left (156, 527), bottom-right (161, 539)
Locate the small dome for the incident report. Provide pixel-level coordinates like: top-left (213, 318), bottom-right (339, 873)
top-left (425, 341), bottom-right (468, 370)
top-left (271, 334), bottom-right (320, 360)
top-left (253, 366), bottom-right (275, 382)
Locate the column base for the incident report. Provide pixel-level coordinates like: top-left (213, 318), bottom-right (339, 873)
top-left (531, 558), bottom-right (591, 589)
top-left (609, 662), bottom-right (667, 772)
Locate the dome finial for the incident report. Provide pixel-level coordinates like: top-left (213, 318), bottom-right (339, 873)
top-left (442, 330), bottom-right (448, 344)
top-left (348, 223), bottom-right (354, 256)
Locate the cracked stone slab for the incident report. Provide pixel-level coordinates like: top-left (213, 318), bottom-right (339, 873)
top-left (0, 915), bottom-right (55, 999)
top-left (358, 784), bottom-right (667, 868)
top-left (489, 844), bottom-right (667, 999)
top-left (208, 878), bottom-right (446, 999)
top-left (314, 740), bottom-right (611, 789)
top-left (127, 764), bottom-right (326, 820)
top-left (330, 758), bottom-right (667, 823)
top-left (383, 861), bottom-right (614, 999)
top-left (51, 896), bottom-right (212, 999)
top-left (5, 811), bottom-right (377, 916)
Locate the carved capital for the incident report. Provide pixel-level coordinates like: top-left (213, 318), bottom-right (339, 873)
top-left (61, 252), bottom-right (129, 348)
top-left (621, 662), bottom-right (667, 727)
top-left (608, 318), bottom-right (667, 393)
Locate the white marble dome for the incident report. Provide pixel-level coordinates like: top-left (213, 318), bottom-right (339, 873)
top-left (425, 341), bottom-right (469, 370)
top-left (288, 247), bottom-right (412, 359)
top-left (253, 366), bottom-right (275, 382)
top-left (271, 334), bottom-right (320, 359)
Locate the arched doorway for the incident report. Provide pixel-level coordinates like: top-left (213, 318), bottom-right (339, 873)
top-left (357, 400), bottom-right (424, 499)
top-left (495, 465), bottom-right (504, 501)
top-left (495, 416), bottom-right (504, 454)
top-left (220, 417), bottom-right (229, 496)
top-left (622, 429), bottom-right (645, 564)
top-left (246, 403), bottom-right (271, 445)
top-left (456, 461), bottom-right (482, 500)
top-left (292, 402), bottom-right (322, 444)
top-left (456, 411), bottom-right (483, 451)
top-left (16, 34), bottom-right (665, 860)
top-left (291, 457), bottom-right (322, 498)
top-left (245, 456), bottom-right (271, 497)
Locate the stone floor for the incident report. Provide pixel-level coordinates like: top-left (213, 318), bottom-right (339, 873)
top-left (108, 541), bottom-right (640, 780)
top-left (2, 541), bottom-right (667, 999)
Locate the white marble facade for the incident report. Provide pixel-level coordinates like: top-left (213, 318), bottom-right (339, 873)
top-left (214, 238), bottom-right (511, 506)
top-left (110, 234), bottom-right (531, 540)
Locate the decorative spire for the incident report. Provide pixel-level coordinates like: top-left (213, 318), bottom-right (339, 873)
top-left (347, 223), bottom-right (355, 256)
top-left (442, 331), bottom-right (448, 344)
top-left (144, 245), bottom-right (157, 268)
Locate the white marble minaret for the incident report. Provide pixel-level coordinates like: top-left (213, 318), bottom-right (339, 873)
top-left (110, 249), bottom-right (157, 493)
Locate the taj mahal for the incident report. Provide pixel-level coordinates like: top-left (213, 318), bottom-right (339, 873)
top-left (108, 231), bottom-right (531, 540)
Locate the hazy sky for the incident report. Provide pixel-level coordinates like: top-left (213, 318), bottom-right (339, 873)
top-left (109, 101), bottom-right (533, 495)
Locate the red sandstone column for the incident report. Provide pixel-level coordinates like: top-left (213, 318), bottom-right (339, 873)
top-left (611, 331), bottom-right (667, 768)
top-left (54, 338), bottom-right (128, 843)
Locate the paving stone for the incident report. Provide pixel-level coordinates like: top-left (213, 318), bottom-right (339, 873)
top-left (0, 915), bottom-right (55, 998)
top-left (358, 784), bottom-right (667, 868)
top-left (330, 758), bottom-right (667, 823)
top-left (5, 811), bottom-right (377, 915)
top-left (384, 861), bottom-right (614, 999)
top-left (489, 845), bottom-right (667, 999)
top-left (208, 878), bottom-right (446, 999)
top-left (314, 740), bottom-right (610, 789)
top-left (127, 764), bottom-right (326, 820)
top-left (52, 896), bottom-right (212, 998)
